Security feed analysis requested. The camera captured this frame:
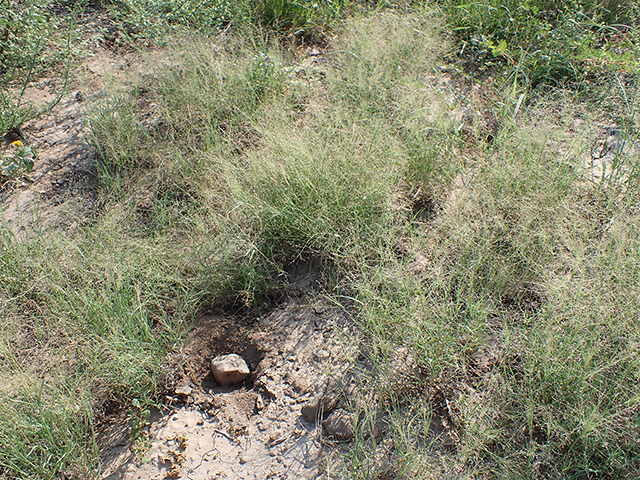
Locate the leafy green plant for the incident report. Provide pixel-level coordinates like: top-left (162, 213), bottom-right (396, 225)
top-left (0, 140), bottom-right (35, 179)
top-left (438, 0), bottom-right (639, 86)
top-left (0, 0), bottom-right (82, 138)
top-left (0, 0), bottom-right (55, 136)
top-left (0, 0), bottom-right (53, 80)
top-left (128, 398), bottom-right (152, 455)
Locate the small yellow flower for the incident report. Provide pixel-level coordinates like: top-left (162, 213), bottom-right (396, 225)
top-left (11, 140), bottom-right (23, 147)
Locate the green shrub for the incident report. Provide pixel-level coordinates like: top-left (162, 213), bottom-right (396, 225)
top-left (252, 0), bottom-right (347, 32)
top-left (108, 0), bottom-right (347, 39)
top-left (157, 0), bottom-right (234, 30)
top-left (0, 0), bottom-right (55, 135)
top-left (0, 0), bottom-right (81, 136)
top-left (438, 0), bottom-right (639, 86)
top-left (0, 0), bottom-right (54, 79)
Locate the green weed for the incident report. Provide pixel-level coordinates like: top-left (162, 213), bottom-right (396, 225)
top-left (106, 0), bottom-right (347, 41)
top-left (438, 0), bottom-right (640, 87)
top-left (0, 0), bottom-right (82, 136)
top-left (0, 141), bottom-right (35, 180)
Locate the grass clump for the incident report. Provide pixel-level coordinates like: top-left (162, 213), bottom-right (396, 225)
top-left (346, 96), bottom-right (640, 477)
top-left (90, 9), bottom-right (456, 263)
top-left (0, 222), bottom-right (198, 476)
top-left (0, 384), bottom-right (97, 479)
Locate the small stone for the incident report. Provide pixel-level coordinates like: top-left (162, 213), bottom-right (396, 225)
top-left (211, 354), bottom-right (250, 386)
top-left (269, 428), bottom-right (284, 444)
top-left (301, 394), bottom-right (338, 423)
top-left (255, 394), bottom-right (265, 410)
top-left (323, 409), bottom-right (354, 441)
top-left (174, 385), bottom-right (192, 396)
top-left (315, 349), bottom-right (330, 360)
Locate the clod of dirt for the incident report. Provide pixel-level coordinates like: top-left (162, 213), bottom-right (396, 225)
top-left (210, 354), bottom-right (250, 386)
top-left (323, 409), bottom-right (354, 441)
top-left (300, 393), bottom-right (339, 423)
top-left (381, 346), bottom-right (421, 393)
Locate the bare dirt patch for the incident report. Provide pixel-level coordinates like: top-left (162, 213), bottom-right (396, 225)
top-left (99, 293), bottom-right (361, 480)
top-left (1, 88), bottom-right (97, 234)
top-left (1, 9), bottom-right (158, 236)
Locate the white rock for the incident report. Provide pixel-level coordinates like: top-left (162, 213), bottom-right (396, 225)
top-left (211, 354), bottom-right (250, 386)
top-left (174, 385), bottom-right (192, 396)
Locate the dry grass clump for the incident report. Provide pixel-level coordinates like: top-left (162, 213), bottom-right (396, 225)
top-left (346, 90), bottom-right (640, 477)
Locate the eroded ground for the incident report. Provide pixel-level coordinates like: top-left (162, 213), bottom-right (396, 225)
top-left (99, 265), bottom-right (364, 479)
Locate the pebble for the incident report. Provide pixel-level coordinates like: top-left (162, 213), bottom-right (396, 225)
top-left (269, 428), bottom-right (283, 443)
top-left (174, 385), bottom-right (192, 396)
top-left (315, 349), bottom-right (330, 360)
